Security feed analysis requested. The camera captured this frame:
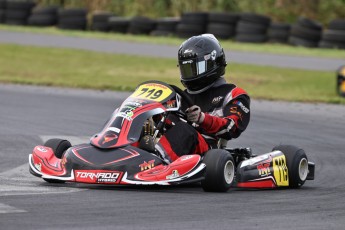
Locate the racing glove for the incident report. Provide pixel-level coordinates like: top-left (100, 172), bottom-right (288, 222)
top-left (185, 105), bottom-right (205, 124)
top-left (143, 117), bottom-right (155, 136)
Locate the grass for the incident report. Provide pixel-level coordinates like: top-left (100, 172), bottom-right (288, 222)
top-left (0, 43), bottom-right (344, 104)
top-left (1, 24), bottom-right (345, 59)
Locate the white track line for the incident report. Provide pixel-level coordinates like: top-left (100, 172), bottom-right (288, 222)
top-left (0, 203), bottom-right (26, 214)
top-left (0, 136), bottom-right (89, 197)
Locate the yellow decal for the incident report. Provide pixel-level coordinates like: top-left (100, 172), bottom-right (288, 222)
top-left (130, 83), bottom-right (173, 102)
top-left (341, 81), bottom-right (345, 92)
top-left (273, 155), bottom-right (289, 186)
top-left (139, 160), bottom-right (155, 171)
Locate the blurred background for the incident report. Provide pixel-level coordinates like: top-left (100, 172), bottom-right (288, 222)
top-left (37, 0), bottom-right (345, 24)
top-left (0, 0), bottom-right (344, 102)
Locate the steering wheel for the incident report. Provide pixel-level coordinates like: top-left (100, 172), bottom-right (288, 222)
top-left (169, 85), bottom-right (193, 120)
top-left (170, 85), bottom-right (193, 106)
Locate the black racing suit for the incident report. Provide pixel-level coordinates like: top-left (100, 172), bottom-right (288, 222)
top-left (155, 78), bottom-right (251, 163)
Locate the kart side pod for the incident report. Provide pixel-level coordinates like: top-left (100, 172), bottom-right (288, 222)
top-left (236, 145), bottom-right (315, 188)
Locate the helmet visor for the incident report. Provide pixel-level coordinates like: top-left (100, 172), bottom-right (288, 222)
top-left (179, 58), bottom-right (207, 79)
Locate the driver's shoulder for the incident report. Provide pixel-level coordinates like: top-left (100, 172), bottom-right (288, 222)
top-left (212, 83), bottom-right (238, 95)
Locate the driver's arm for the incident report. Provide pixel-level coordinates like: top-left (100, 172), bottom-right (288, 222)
top-left (200, 93), bottom-right (250, 140)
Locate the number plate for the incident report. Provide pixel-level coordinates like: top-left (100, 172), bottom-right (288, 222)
top-left (130, 83), bottom-right (173, 102)
top-left (273, 155), bottom-right (289, 186)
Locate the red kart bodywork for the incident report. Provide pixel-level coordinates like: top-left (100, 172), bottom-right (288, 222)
top-left (30, 144), bottom-right (205, 185)
top-left (29, 81), bottom-right (207, 185)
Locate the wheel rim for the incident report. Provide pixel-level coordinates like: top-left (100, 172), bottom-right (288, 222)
top-left (224, 160), bottom-right (235, 184)
top-left (299, 158), bottom-right (308, 181)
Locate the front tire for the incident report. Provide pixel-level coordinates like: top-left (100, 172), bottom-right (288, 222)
top-left (43, 138), bottom-right (71, 183)
top-left (201, 149), bottom-right (235, 192)
top-left (273, 145), bottom-right (308, 188)
top-left (44, 138), bottom-right (71, 159)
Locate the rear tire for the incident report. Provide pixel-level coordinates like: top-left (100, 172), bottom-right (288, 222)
top-left (201, 149), bottom-right (235, 192)
top-left (43, 138), bottom-right (71, 183)
top-left (272, 145), bottom-right (308, 188)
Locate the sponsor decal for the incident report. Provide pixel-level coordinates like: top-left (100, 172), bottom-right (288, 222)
top-left (107, 127), bottom-right (121, 133)
top-left (210, 50), bottom-right (217, 60)
top-left (204, 54), bottom-right (211, 61)
top-left (143, 83), bottom-right (168, 89)
top-left (125, 101), bottom-right (142, 108)
top-left (182, 60), bottom-right (193, 64)
top-left (117, 111), bottom-right (134, 121)
top-left (102, 133), bottom-right (118, 144)
top-left (35, 163), bottom-right (42, 171)
top-left (75, 170), bottom-right (122, 184)
top-left (116, 101), bottom-right (141, 121)
top-left (166, 99), bottom-right (176, 108)
top-left (273, 155), bottom-right (289, 186)
top-left (212, 96), bottom-right (223, 104)
top-left (230, 106), bottom-right (243, 120)
top-left (235, 101), bottom-right (250, 113)
top-left (166, 170), bottom-right (180, 180)
top-left (181, 155), bottom-right (193, 161)
top-left (123, 105), bottom-right (138, 110)
top-left (125, 110), bottom-right (134, 117)
top-left (257, 163), bottom-right (271, 177)
top-left (139, 160), bottom-right (155, 171)
top-left (37, 147), bottom-right (48, 152)
top-left (184, 49), bottom-right (193, 54)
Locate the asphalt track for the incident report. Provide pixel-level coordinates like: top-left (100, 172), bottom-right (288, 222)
top-left (0, 30), bottom-right (344, 71)
top-left (1, 84), bottom-right (345, 230)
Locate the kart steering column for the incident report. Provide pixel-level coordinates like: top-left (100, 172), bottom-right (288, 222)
top-left (153, 113), bottom-right (166, 140)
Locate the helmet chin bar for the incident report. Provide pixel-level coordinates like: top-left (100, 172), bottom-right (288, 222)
top-left (186, 81), bottom-right (216, 94)
top-left (181, 67), bottom-right (221, 92)
top-left (184, 77), bottom-right (226, 94)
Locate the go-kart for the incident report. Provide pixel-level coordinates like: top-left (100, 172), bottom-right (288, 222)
top-left (29, 80), bottom-right (315, 192)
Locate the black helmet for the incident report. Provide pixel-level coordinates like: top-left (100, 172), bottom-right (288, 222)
top-left (178, 34), bottom-right (227, 93)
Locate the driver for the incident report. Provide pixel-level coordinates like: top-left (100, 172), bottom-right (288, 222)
top-left (152, 34), bottom-right (251, 164)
